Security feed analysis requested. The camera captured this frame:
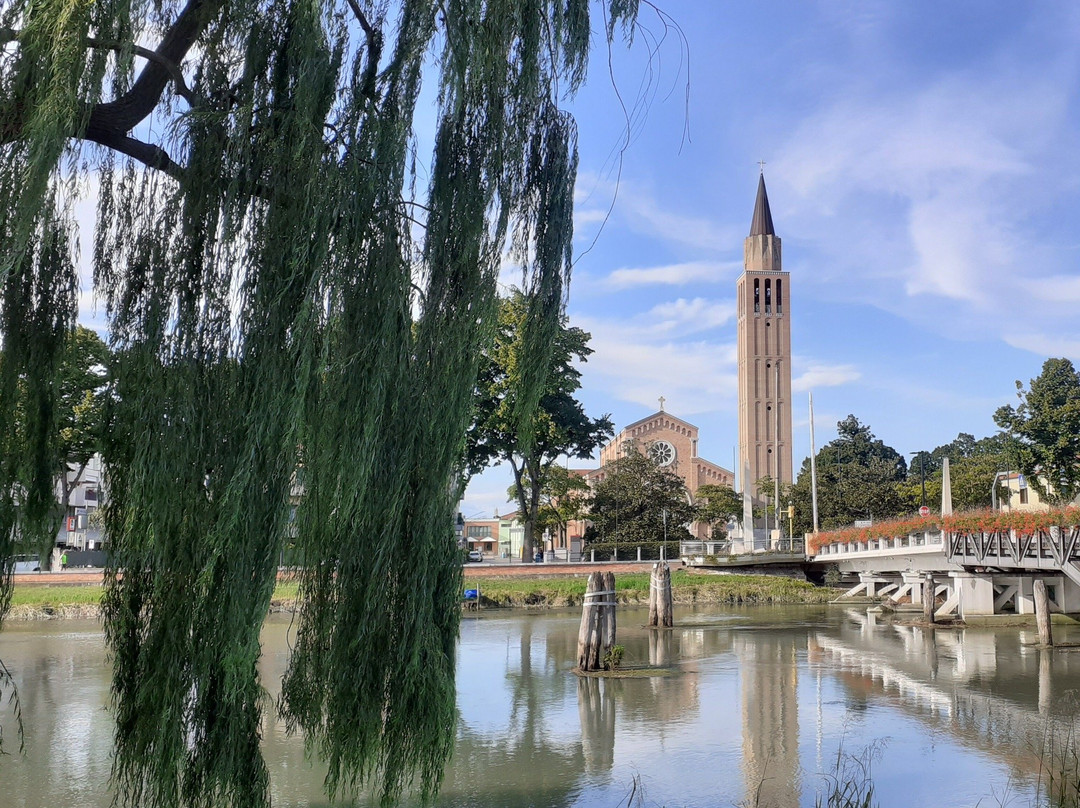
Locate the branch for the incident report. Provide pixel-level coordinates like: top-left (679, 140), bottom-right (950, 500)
top-left (85, 37), bottom-right (199, 106)
top-left (87, 0), bottom-right (222, 135)
top-left (82, 131), bottom-right (185, 180)
top-left (344, 0), bottom-right (381, 99)
top-left (0, 0), bottom-right (219, 179)
top-left (1, 29), bottom-right (199, 106)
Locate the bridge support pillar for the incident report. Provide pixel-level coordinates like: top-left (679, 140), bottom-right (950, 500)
top-left (857, 573), bottom-right (888, 598)
top-left (1016, 577), bottom-right (1036, 615)
top-left (902, 572), bottom-right (924, 606)
top-left (951, 571), bottom-right (995, 618)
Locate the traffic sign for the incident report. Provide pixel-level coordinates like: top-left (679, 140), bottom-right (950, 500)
top-left (919, 505), bottom-right (930, 517)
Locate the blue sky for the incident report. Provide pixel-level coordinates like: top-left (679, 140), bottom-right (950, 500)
top-left (461, 1), bottom-right (1080, 518)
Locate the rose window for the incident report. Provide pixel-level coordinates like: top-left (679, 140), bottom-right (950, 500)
top-left (649, 440), bottom-right (676, 467)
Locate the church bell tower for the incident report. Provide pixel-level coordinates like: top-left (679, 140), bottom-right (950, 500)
top-left (736, 173), bottom-right (792, 498)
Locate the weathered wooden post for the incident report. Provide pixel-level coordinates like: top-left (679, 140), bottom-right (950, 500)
top-left (1034, 578), bottom-right (1054, 647)
top-left (922, 575), bottom-right (935, 624)
top-left (648, 563), bottom-right (658, 626)
top-left (648, 562), bottom-right (674, 628)
top-left (601, 571), bottom-right (616, 663)
top-left (577, 571), bottom-right (616, 671)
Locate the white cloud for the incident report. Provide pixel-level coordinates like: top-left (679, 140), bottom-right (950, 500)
top-left (574, 172), bottom-right (741, 253)
top-left (1026, 275), bottom-right (1080, 305)
top-left (602, 260), bottom-right (739, 289)
top-left (791, 364), bottom-right (861, 393)
top-left (646, 297), bottom-right (736, 334)
top-left (1003, 333), bottom-right (1080, 363)
top-left (769, 42), bottom-right (1080, 358)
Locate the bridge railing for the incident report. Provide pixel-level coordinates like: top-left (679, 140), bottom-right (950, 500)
top-left (680, 539), bottom-right (732, 557)
top-left (812, 530), bottom-right (944, 558)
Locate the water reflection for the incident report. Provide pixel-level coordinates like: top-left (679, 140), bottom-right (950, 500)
top-left (576, 677), bottom-right (614, 774)
top-left (5, 607), bottom-right (1080, 807)
top-left (735, 630), bottom-right (800, 808)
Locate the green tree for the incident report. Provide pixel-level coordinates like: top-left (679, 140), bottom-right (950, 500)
top-left (0, 0), bottom-right (645, 801)
top-left (586, 444), bottom-right (697, 548)
top-left (994, 358), bottom-right (1080, 506)
top-left (790, 415), bottom-right (906, 534)
top-left (55, 327), bottom-right (110, 515)
top-left (512, 464), bottom-right (591, 552)
top-left (468, 291), bottom-right (612, 561)
top-left (696, 483), bottom-right (742, 539)
top-left (900, 432), bottom-right (1010, 513)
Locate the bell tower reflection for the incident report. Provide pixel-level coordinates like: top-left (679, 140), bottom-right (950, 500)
top-left (735, 632), bottom-right (800, 807)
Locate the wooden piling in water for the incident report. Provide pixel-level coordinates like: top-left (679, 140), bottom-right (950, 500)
top-left (601, 571), bottom-right (616, 662)
top-left (648, 564), bottom-right (658, 626)
top-left (922, 575), bottom-right (935, 624)
top-left (1035, 578), bottom-right (1054, 647)
top-left (577, 571), bottom-right (617, 671)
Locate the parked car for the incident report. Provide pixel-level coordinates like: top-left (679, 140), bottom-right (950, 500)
top-left (13, 554), bottom-right (40, 572)
top-left (467, 549), bottom-right (484, 563)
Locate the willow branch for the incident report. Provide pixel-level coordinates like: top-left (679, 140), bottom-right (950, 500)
top-left (83, 131), bottom-right (185, 180)
top-left (0, 0), bottom-right (219, 181)
top-left (87, 0), bottom-right (222, 135)
top-left (0, 28), bottom-right (198, 106)
top-left (85, 37), bottom-right (199, 106)
top-left (344, 0), bottom-right (381, 100)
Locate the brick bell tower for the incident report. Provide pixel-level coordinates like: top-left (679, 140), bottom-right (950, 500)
top-left (736, 172), bottom-right (792, 500)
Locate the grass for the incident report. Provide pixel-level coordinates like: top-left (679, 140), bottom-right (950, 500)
top-left (10, 585), bottom-right (105, 608)
top-left (471, 571), bottom-right (836, 608)
top-left (6, 572), bottom-right (835, 615)
top-left (9, 581), bottom-right (303, 611)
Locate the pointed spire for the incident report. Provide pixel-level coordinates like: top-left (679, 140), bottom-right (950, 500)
top-left (749, 172), bottom-right (775, 237)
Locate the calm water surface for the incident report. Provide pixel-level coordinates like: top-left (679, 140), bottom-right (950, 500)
top-left (4, 605), bottom-right (1080, 807)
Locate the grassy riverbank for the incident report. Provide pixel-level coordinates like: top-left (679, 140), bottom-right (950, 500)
top-left (6, 572), bottom-right (834, 619)
top-left (470, 571), bottom-right (836, 608)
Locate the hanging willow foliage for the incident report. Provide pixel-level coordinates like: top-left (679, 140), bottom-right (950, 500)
top-left (1, 0), bottom-right (640, 804)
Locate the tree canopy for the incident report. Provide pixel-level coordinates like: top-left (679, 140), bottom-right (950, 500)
top-left (695, 482), bottom-right (742, 538)
top-left (791, 415), bottom-right (906, 534)
top-left (994, 357), bottom-right (1080, 506)
top-left (467, 290), bottom-right (612, 560)
top-left (586, 443), bottom-right (696, 548)
top-left (0, 0), bottom-right (643, 804)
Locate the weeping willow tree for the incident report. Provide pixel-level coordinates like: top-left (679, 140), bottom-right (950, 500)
top-left (0, 0), bottom-right (645, 805)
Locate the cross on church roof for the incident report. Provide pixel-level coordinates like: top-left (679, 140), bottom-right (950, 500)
top-left (758, 159), bottom-right (766, 174)
top-left (658, 395), bottom-right (666, 412)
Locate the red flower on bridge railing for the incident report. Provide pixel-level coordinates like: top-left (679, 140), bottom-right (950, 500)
top-left (808, 506), bottom-right (1080, 554)
top-left (807, 515), bottom-right (939, 554)
top-left (942, 507), bottom-right (1080, 537)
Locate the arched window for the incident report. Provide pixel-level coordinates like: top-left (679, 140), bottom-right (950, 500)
top-left (753, 278), bottom-right (760, 313)
top-left (764, 279), bottom-right (772, 314)
top-left (776, 278), bottom-right (783, 313)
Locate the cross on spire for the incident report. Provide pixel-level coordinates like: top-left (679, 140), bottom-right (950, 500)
top-left (658, 395), bottom-right (666, 412)
top-left (758, 159), bottom-right (766, 174)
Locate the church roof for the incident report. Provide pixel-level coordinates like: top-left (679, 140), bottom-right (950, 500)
top-left (618, 409), bottom-right (699, 434)
top-left (749, 173), bottom-right (775, 237)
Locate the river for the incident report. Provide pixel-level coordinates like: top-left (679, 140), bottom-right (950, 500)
top-left (3, 605), bottom-right (1080, 807)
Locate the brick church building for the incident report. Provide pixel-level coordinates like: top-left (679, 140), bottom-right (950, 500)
top-left (583, 406), bottom-right (734, 541)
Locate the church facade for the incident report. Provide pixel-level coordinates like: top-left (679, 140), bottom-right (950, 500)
top-left (585, 406), bottom-right (734, 540)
